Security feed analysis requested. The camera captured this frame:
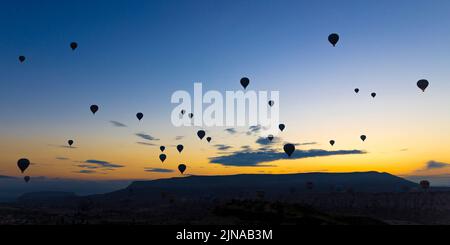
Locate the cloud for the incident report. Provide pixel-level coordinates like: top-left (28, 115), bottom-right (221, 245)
top-left (210, 148), bottom-right (365, 167)
top-left (426, 160), bottom-right (450, 170)
top-left (241, 145), bottom-right (252, 151)
top-left (110, 121), bottom-right (127, 127)
top-left (144, 168), bottom-right (174, 173)
top-left (81, 160), bottom-right (124, 169)
top-left (214, 144), bottom-right (233, 151)
top-left (256, 136), bottom-right (280, 146)
top-left (296, 142), bottom-right (318, 146)
top-left (137, 142), bottom-right (156, 146)
top-left (135, 133), bottom-right (159, 141)
top-left (225, 128), bottom-right (238, 134)
top-left (175, 136), bottom-right (184, 140)
top-left (56, 157), bottom-right (69, 160)
top-left (246, 125), bottom-right (262, 135)
top-left (76, 170), bottom-right (96, 174)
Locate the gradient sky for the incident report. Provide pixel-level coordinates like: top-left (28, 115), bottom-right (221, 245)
top-left (1, 0), bottom-right (450, 185)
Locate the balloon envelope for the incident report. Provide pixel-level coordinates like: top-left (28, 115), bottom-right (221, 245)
top-left (178, 164), bottom-right (187, 174)
top-left (283, 144), bottom-right (295, 157)
top-left (188, 113), bottom-right (194, 119)
top-left (371, 92), bottom-right (376, 98)
top-left (328, 33), bottom-right (339, 47)
top-left (417, 79), bottom-right (429, 92)
top-left (24, 176), bottom-right (30, 183)
top-left (420, 180), bottom-right (430, 189)
top-left (360, 135), bottom-right (367, 142)
top-left (206, 137), bottom-right (211, 143)
top-left (329, 140), bottom-right (335, 146)
top-left (197, 130), bottom-right (206, 140)
top-left (177, 144), bottom-right (184, 153)
top-left (268, 100), bottom-right (274, 107)
top-left (181, 109), bottom-right (186, 115)
top-left (279, 124), bottom-right (286, 132)
top-left (18, 56), bottom-right (26, 63)
top-left (70, 42), bottom-right (78, 50)
top-left (354, 88), bottom-right (359, 93)
top-left (159, 154), bottom-right (166, 163)
top-left (160, 146), bottom-right (165, 152)
top-left (136, 112), bottom-right (144, 121)
top-left (68, 140), bottom-right (74, 146)
top-left (17, 158), bottom-right (30, 173)
top-left (90, 105), bottom-right (99, 114)
top-left (268, 135), bottom-right (274, 141)
top-left (240, 77), bottom-right (250, 89)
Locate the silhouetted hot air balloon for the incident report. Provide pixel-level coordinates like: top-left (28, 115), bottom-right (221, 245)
top-left (136, 112), bottom-right (144, 121)
top-left (70, 42), bottom-right (78, 50)
top-left (188, 113), bottom-right (194, 119)
top-left (68, 140), bottom-right (74, 147)
top-left (268, 135), bottom-right (274, 142)
top-left (18, 56), bottom-right (26, 63)
top-left (17, 158), bottom-right (30, 173)
top-left (329, 140), bottom-right (335, 146)
top-left (24, 176), bottom-right (30, 183)
top-left (197, 130), bottom-right (206, 140)
top-left (417, 79), bottom-right (429, 92)
top-left (328, 33), bottom-right (339, 47)
top-left (178, 164), bottom-right (186, 174)
top-left (360, 135), bottom-right (367, 142)
top-left (206, 137), bottom-right (211, 143)
top-left (279, 124), bottom-right (285, 132)
top-left (160, 146), bottom-right (165, 152)
top-left (420, 180), bottom-right (430, 190)
top-left (177, 144), bottom-right (184, 153)
top-left (159, 154), bottom-right (166, 163)
top-left (90, 105), bottom-right (99, 114)
top-left (181, 109), bottom-right (186, 115)
top-left (371, 92), bottom-right (376, 98)
top-left (354, 88), bottom-right (359, 93)
top-left (268, 100), bottom-right (274, 107)
top-left (240, 77), bottom-right (250, 89)
top-left (283, 144), bottom-right (295, 157)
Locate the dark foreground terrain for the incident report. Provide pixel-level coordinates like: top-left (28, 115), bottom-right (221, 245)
top-left (1, 172), bottom-right (449, 225)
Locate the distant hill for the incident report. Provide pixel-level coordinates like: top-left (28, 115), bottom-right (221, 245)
top-left (86, 171), bottom-right (419, 206)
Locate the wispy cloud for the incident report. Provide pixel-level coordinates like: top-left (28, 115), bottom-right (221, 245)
top-left (135, 133), bottom-right (159, 141)
top-left (425, 160), bottom-right (450, 170)
top-left (175, 136), bottom-right (184, 140)
top-left (214, 144), bottom-right (233, 151)
top-left (76, 170), bottom-right (96, 174)
top-left (76, 160), bottom-right (124, 171)
top-left (110, 121), bottom-right (127, 127)
top-left (137, 142), bottom-right (156, 146)
top-left (210, 148), bottom-right (365, 167)
top-left (225, 128), bottom-right (238, 134)
top-left (144, 168), bottom-right (174, 173)
top-left (56, 157), bottom-right (69, 161)
top-left (246, 125), bottom-right (262, 135)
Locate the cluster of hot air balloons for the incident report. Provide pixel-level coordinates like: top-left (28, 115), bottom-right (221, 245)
top-left (158, 144), bottom-right (187, 174)
top-left (17, 42), bottom-right (78, 63)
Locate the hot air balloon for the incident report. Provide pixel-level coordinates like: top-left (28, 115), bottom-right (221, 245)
top-left (177, 144), bottom-right (184, 153)
top-left (18, 56), bottom-right (26, 63)
top-left (354, 88), bottom-right (359, 93)
top-left (371, 92), bottom-right (376, 98)
top-left (283, 144), bottom-right (295, 157)
top-left (360, 135), bottom-right (367, 142)
top-left (417, 79), bottom-right (429, 92)
top-left (188, 113), bottom-right (194, 119)
top-left (268, 135), bottom-right (274, 142)
top-left (181, 109), bottom-right (186, 115)
top-left (17, 158), bottom-right (30, 173)
top-left (160, 146), bottom-right (165, 152)
top-left (268, 100), bottom-right (274, 107)
top-left (24, 176), bottom-right (30, 183)
top-left (136, 112), bottom-right (144, 121)
top-left (329, 140), bottom-right (335, 146)
top-left (178, 164), bottom-right (187, 174)
top-left (279, 124), bottom-right (285, 132)
top-left (159, 154), bottom-right (166, 163)
top-left (420, 180), bottom-right (430, 190)
top-left (68, 140), bottom-right (74, 147)
top-left (90, 105), bottom-right (99, 114)
top-left (240, 77), bottom-right (250, 89)
top-left (197, 130), bottom-right (206, 140)
top-left (206, 137), bottom-right (212, 143)
top-left (70, 42), bottom-right (78, 50)
top-left (328, 33), bottom-right (339, 47)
